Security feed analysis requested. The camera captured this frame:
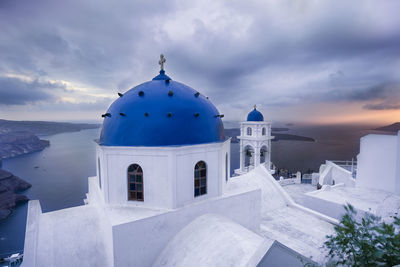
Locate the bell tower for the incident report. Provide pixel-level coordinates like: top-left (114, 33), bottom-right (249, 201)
top-left (234, 106), bottom-right (274, 175)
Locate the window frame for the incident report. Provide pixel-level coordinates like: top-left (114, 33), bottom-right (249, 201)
top-left (194, 161), bottom-right (207, 197)
top-left (127, 164), bottom-right (144, 201)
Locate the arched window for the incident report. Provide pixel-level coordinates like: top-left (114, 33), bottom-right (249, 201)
top-left (128, 164), bottom-right (144, 201)
top-left (194, 161), bottom-right (207, 197)
top-left (262, 127), bottom-right (266, 135)
top-left (225, 153), bottom-right (229, 182)
top-left (98, 158), bottom-right (102, 189)
top-left (247, 127), bottom-right (252, 136)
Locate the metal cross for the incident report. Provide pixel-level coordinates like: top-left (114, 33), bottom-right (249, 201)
top-left (254, 104), bottom-right (257, 109)
top-left (159, 54), bottom-right (166, 70)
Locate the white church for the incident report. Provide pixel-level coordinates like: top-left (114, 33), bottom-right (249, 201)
top-left (21, 56), bottom-right (400, 267)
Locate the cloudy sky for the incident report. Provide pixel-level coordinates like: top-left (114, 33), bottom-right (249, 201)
top-left (1, 0), bottom-right (399, 125)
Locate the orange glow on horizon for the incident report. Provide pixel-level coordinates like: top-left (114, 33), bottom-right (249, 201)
top-left (310, 109), bottom-right (400, 126)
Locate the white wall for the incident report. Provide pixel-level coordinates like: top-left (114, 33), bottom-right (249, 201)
top-left (278, 172), bottom-right (301, 186)
top-left (303, 186), bottom-right (369, 220)
top-left (319, 161), bottom-right (355, 187)
top-left (21, 200), bottom-right (42, 267)
top-left (96, 140), bottom-right (230, 209)
top-left (175, 141), bottom-right (229, 207)
top-left (396, 132), bottom-right (400, 194)
top-left (112, 189), bottom-right (261, 267)
top-left (97, 145), bottom-right (174, 209)
top-left (356, 133), bottom-right (399, 194)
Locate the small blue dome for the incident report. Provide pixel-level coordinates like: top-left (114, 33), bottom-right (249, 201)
top-left (99, 70), bottom-right (225, 146)
top-left (247, 107), bottom-right (264, 121)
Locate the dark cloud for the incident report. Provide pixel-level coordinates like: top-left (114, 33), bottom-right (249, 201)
top-left (363, 102), bottom-right (400, 110)
top-left (328, 83), bottom-right (393, 102)
top-left (0, 0), bottom-right (399, 120)
top-left (287, 80), bottom-right (400, 111)
top-left (0, 76), bottom-right (59, 105)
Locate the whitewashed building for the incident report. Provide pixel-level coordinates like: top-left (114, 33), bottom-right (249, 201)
top-left (22, 57), bottom-right (337, 267)
top-left (300, 131), bottom-right (400, 221)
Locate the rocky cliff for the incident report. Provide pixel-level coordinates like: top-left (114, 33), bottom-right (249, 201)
top-left (0, 168), bottom-right (31, 220)
top-left (374, 122), bottom-right (400, 132)
top-left (0, 131), bottom-right (50, 159)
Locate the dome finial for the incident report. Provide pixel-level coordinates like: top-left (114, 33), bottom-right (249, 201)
top-left (159, 54), bottom-right (166, 71)
top-left (254, 104), bottom-right (257, 110)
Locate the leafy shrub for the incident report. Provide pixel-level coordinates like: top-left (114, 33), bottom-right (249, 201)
top-left (325, 204), bottom-right (400, 266)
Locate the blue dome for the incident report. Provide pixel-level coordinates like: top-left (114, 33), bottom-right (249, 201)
top-left (99, 70), bottom-right (225, 146)
top-left (247, 107), bottom-right (264, 121)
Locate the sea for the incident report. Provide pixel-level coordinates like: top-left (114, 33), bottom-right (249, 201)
top-left (0, 123), bottom-right (388, 255)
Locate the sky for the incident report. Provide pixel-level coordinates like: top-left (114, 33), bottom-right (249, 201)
top-left (0, 0), bottom-right (399, 125)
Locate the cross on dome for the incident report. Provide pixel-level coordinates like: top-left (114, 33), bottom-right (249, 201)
top-left (254, 104), bottom-right (257, 109)
top-left (159, 54), bottom-right (166, 70)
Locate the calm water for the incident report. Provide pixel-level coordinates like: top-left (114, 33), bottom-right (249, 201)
top-left (0, 128), bottom-right (99, 255)
top-left (0, 124), bottom-right (385, 255)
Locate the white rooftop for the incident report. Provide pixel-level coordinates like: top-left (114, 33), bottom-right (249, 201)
top-left (227, 166), bottom-right (335, 264)
top-left (34, 205), bottom-right (110, 266)
top-left (281, 183), bottom-right (316, 206)
top-left (260, 206), bottom-right (331, 263)
top-left (307, 184), bottom-right (400, 221)
top-left (154, 214), bottom-right (272, 267)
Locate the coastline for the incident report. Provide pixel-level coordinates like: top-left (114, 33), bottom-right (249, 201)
top-left (0, 120), bottom-right (100, 221)
top-left (0, 167), bottom-right (31, 221)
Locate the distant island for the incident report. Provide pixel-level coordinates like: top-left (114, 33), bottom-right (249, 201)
top-left (0, 119), bottom-right (100, 159)
top-left (270, 127), bottom-right (290, 132)
top-left (0, 119), bottom-right (100, 220)
top-left (374, 122), bottom-right (400, 132)
top-left (224, 128), bottom-right (315, 143)
top-left (0, 119), bottom-right (100, 136)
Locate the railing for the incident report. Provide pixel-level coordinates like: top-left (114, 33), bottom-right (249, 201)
top-left (301, 173), bottom-right (313, 184)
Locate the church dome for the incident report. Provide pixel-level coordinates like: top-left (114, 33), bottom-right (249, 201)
top-left (99, 70), bottom-right (225, 146)
top-left (247, 106), bottom-right (264, 121)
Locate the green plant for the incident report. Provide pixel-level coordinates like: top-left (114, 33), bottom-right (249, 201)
top-left (324, 204), bottom-right (400, 266)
